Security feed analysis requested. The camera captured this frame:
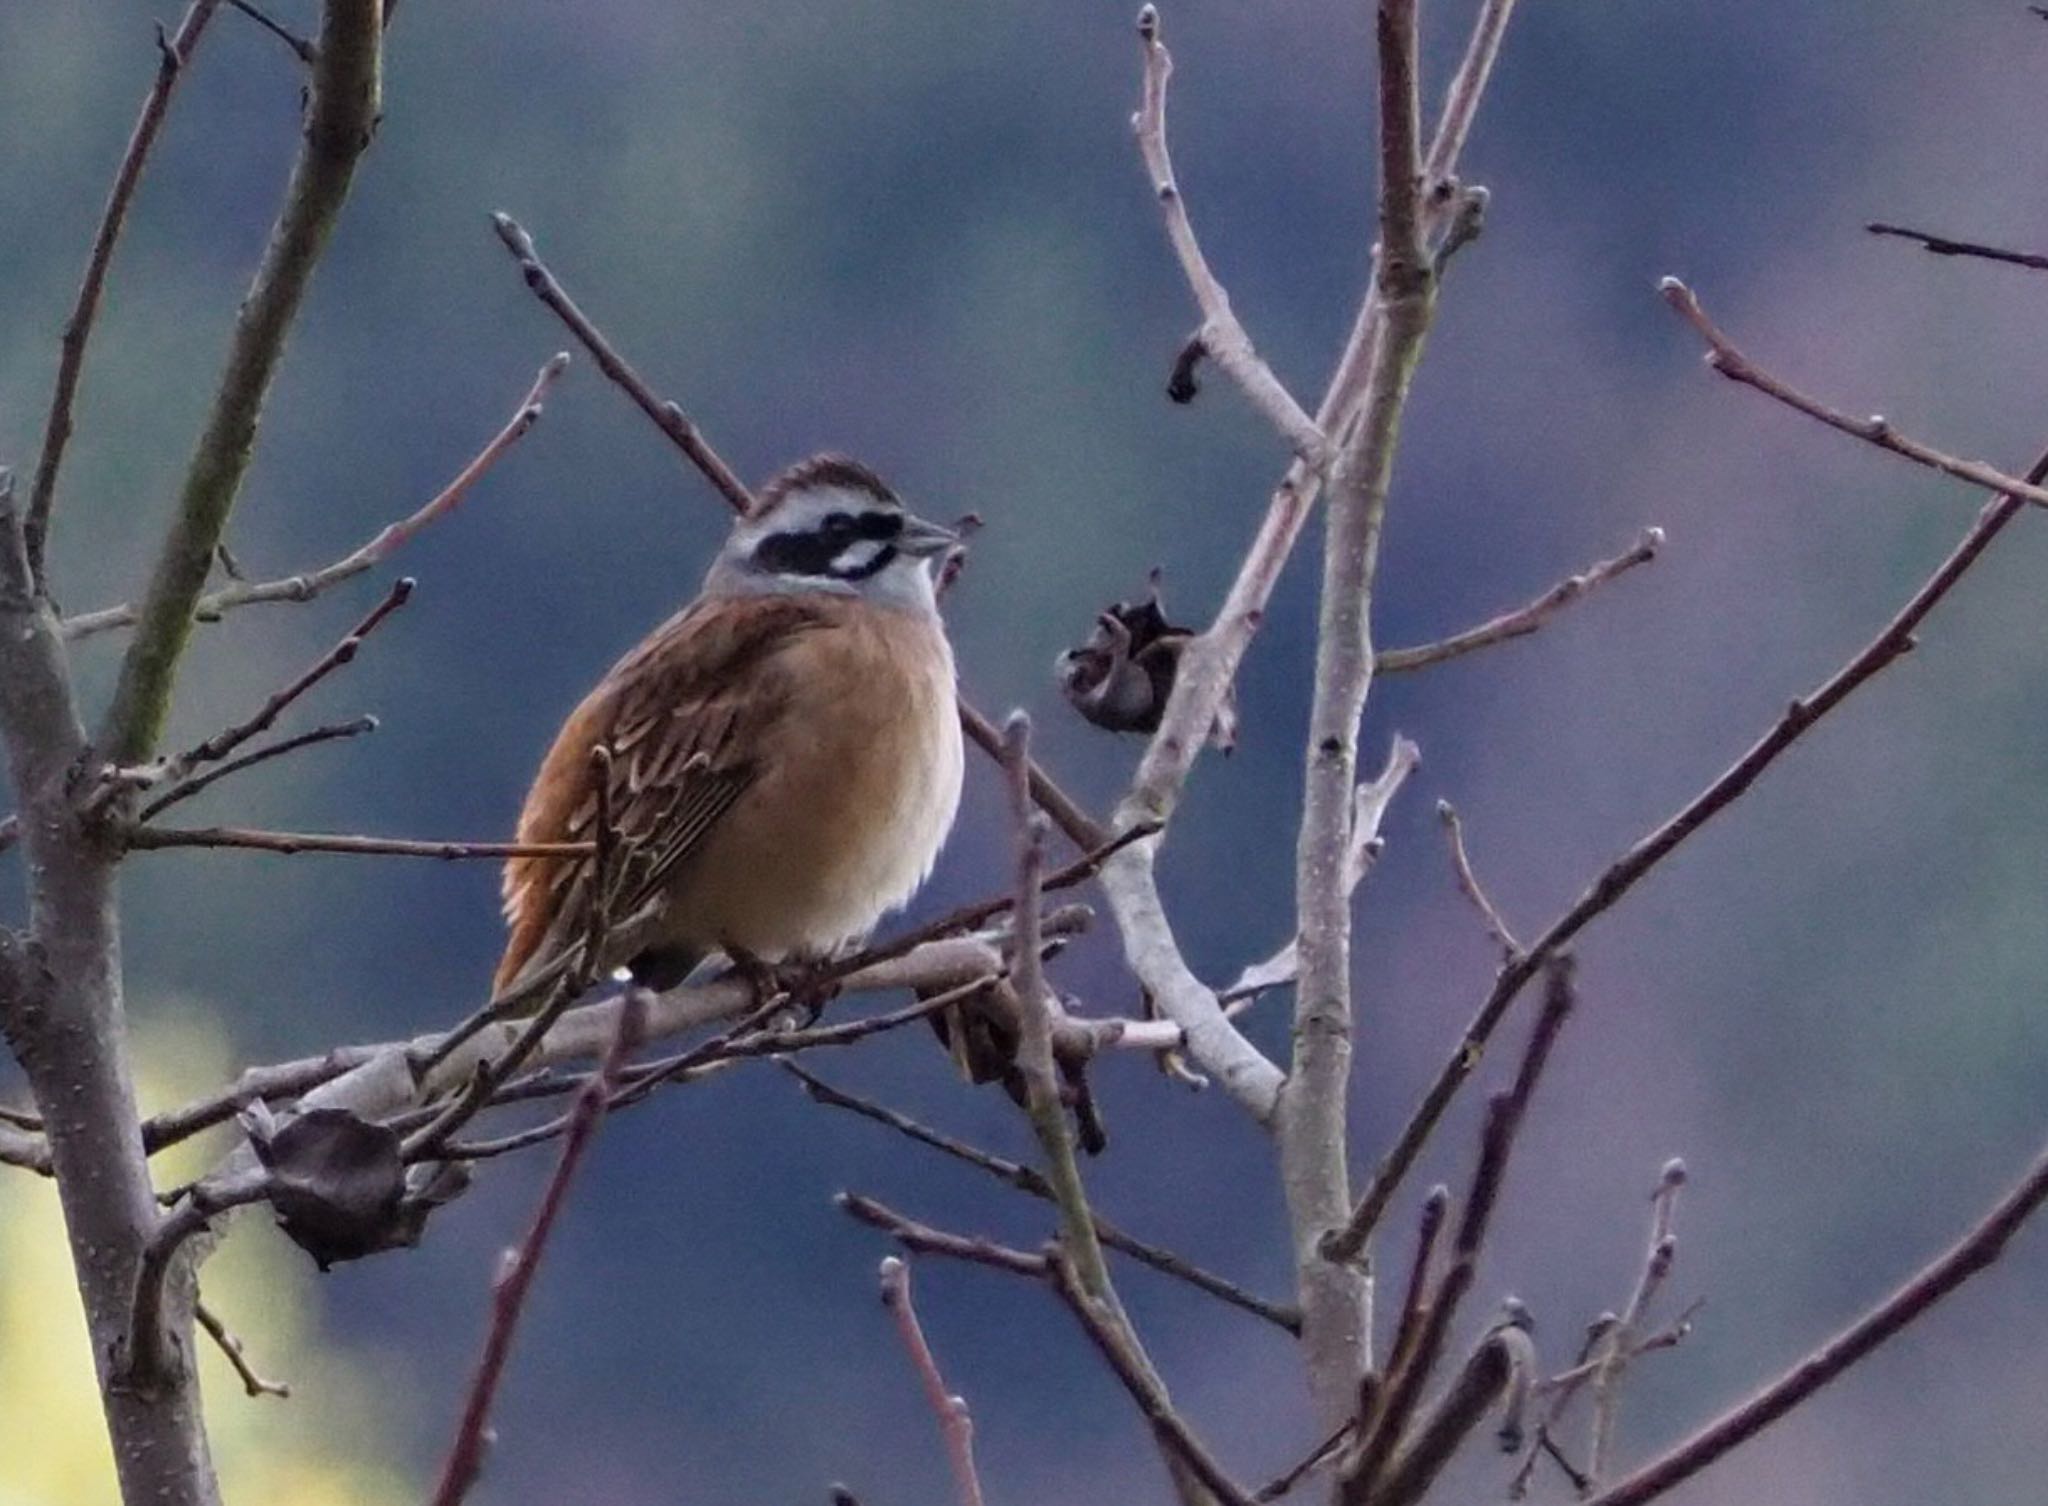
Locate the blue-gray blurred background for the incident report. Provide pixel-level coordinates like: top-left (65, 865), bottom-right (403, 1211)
top-left (5, 2), bottom-right (2048, 1502)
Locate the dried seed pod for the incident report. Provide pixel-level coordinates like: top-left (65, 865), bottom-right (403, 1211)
top-left (1056, 570), bottom-right (1235, 750)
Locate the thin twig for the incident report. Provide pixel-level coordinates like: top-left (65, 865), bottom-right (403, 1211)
top-left (194, 1299), bottom-right (290, 1399)
top-left (1587, 1132), bottom-right (2048, 1506)
top-left (958, 700), bottom-right (1108, 853)
top-left (838, 1193), bottom-right (1049, 1277)
top-left (1661, 278), bottom-right (2048, 510)
top-left (1587, 1160), bottom-right (1687, 1483)
top-left (490, 214), bottom-right (753, 514)
top-left (169, 577), bottom-right (411, 775)
top-left (99, 0), bottom-right (385, 764)
top-left (1366, 1323), bottom-right (1534, 1506)
top-left (122, 1167), bottom-right (275, 1389)
top-left (1437, 801), bottom-right (1521, 959)
top-left (1375, 527), bottom-right (1663, 674)
top-left (879, 1257), bottom-right (987, 1506)
top-left (138, 715), bottom-right (378, 821)
top-left (1131, 7), bottom-right (1331, 471)
top-left (62, 354), bottom-right (569, 640)
top-left (786, 1062), bottom-right (1301, 1333)
top-left (124, 827), bottom-right (591, 860)
top-left (25, 0), bottom-right (225, 586)
top-left (1336, 439), bottom-right (2048, 1263)
top-left (427, 994), bottom-right (645, 1506)
top-left (1866, 221), bottom-right (2048, 272)
top-left (1047, 1248), bottom-right (1260, 1506)
top-left (225, 0), bottom-right (315, 62)
top-left (1338, 957), bottom-right (1575, 1500)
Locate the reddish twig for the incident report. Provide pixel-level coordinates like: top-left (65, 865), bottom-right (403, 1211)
top-left (838, 1193), bottom-right (1050, 1277)
top-left (428, 994), bottom-right (646, 1506)
top-left (25, 0), bottom-right (224, 585)
top-left (879, 1257), bottom-right (988, 1506)
top-left (1047, 1248), bottom-right (1260, 1506)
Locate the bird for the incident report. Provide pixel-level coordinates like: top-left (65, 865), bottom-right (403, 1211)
top-left (493, 454), bottom-right (966, 1001)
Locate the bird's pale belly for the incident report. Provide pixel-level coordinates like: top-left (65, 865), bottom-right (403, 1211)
top-left (655, 656), bottom-right (963, 961)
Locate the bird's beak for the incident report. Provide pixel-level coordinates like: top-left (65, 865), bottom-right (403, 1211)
top-left (896, 513), bottom-right (961, 559)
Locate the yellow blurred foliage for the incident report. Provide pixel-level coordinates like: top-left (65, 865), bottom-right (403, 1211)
top-left (0, 1005), bottom-right (412, 1506)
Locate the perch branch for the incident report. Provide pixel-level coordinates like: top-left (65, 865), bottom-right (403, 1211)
top-left (839, 1194), bottom-right (1050, 1277)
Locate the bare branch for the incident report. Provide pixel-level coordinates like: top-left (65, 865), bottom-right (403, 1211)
top-left (168, 577), bottom-right (411, 779)
top-left (1437, 801), bottom-right (1521, 959)
top-left (490, 213), bottom-right (754, 515)
top-left (428, 994), bottom-right (645, 1506)
top-left (122, 1167), bottom-right (275, 1390)
top-left (1047, 1248), bottom-right (1260, 1506)
top-left (1366, 1322), bottom-right (1535, 1506)
top-left (1344, 440), bottom-right (2048, 1258)
top-left (1278, 0), bottom-right (1436, 1423)
top-left (1375, 527), bottom-right (1663, 674)
top-left (1587, 1134), bottom-right (2048, 1506)
top-left (193, 1299), bottom-right (290, 1399)
top-left (100, 0), bottom-right (385, 765)
top-left (1131, 7), bottom-right (1332, 471)
top-left (787, 1062), bottom-right (1301, 1333)
top-left (1866, 220), bottom-right (2048, 272)
top-left (879, 1257), bottom-right (988, 1506)
top-left (838, 1193), bottom-right (1050, 1277)
top-left (225, 0), bottom-right (315, 63)
top-left (138, 715), bottom-right (377, 822)
top-left (1588, 1159), bottom-right (1687, 1483)
top-left (61, 354), bottom-right (569, 641)
top-left (1660, 278), bottom-right (2048, 510)
top-left (124, 827), bottom-right (591, 860)
top-left (24, 0), bottom-right (225, 586)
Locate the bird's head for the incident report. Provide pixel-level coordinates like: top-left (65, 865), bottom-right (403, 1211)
top-left (708, 455), bottom-right (959, 612)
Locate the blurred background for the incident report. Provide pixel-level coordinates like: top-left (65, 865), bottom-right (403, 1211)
top-left (4, 2), bottom-right (2048, 1502)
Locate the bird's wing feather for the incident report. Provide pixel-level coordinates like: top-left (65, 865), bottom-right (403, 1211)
top-left (493, 594), bottom-right (830, 995)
